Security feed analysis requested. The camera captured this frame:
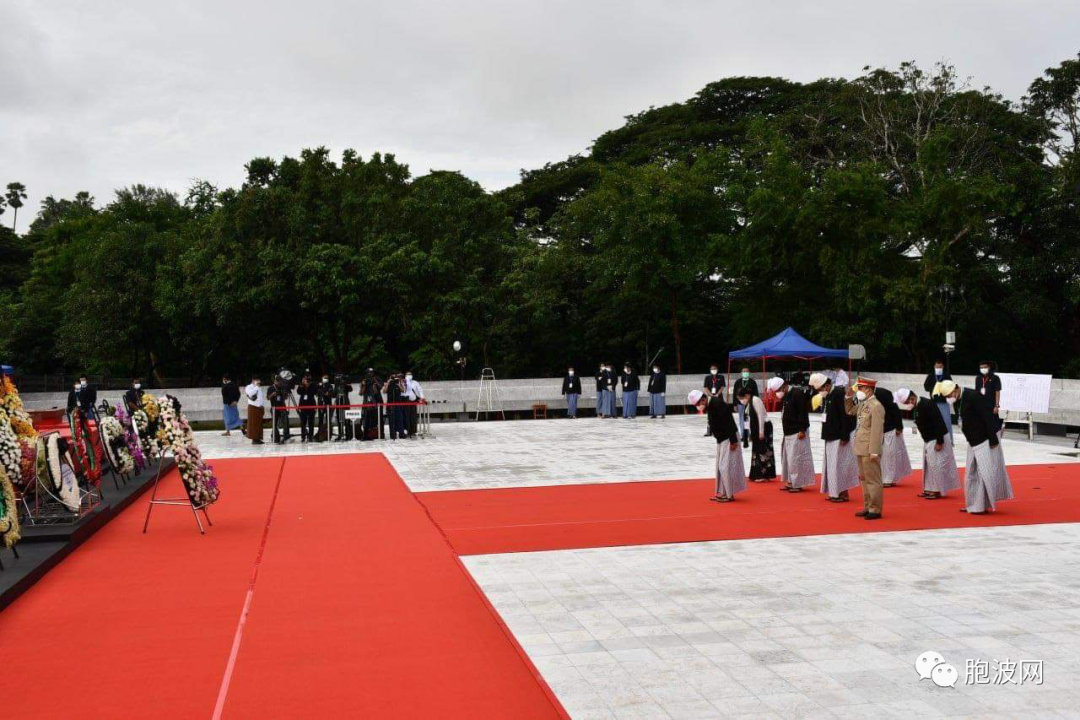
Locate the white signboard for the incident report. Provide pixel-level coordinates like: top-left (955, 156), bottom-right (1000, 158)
top-left (997, 373), bottom-right (1052, 414)
top-left (343, 409), bottom-right (364, 420)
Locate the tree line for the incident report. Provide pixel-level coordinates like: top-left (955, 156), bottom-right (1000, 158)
top-left (1, 56), bottom-right (1078, 385)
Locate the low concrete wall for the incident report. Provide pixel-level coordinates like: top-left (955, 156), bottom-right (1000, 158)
top-left (20, 372), bottom-right (1080, 430)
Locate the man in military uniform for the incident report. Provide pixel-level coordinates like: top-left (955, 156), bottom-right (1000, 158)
top-left (845, 377), bottom-right (885, 520)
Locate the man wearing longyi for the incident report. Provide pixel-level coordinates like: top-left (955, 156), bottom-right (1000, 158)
top-left (845, 377), bottom-right (885, 520)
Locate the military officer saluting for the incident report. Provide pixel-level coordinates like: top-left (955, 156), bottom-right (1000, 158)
top-left (845, 377), bottom-right (886, 520)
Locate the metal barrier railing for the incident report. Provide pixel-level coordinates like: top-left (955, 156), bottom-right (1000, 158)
top-left (270, 401), bottom-right (432, 442)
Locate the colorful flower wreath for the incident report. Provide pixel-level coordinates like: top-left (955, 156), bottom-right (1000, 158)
top-left (156, 395), bottom-right (219, 507)
top-left (67, 409), bottom-right (103, 488)
top-left (0, 375), bottom-right (38, 441)
top-left (113, 407), bottom-right (146, 471)
top-left (0, 462), bottom-right (20, 548)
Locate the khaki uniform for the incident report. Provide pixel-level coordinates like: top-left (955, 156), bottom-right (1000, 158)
top-left (845, 394), bottom-right (885, 514)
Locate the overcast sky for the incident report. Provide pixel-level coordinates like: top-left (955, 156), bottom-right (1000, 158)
top-left (2, 1), bottom-right (1078, 226)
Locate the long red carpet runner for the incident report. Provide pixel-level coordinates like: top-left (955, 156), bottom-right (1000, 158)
top-left (417, 463), bottom-right (1080, 555)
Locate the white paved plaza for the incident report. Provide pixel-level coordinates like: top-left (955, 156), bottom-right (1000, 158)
top-left (198, 414), bottom-right (1080, 718)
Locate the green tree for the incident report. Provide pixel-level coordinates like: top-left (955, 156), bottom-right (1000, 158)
top-left (4, 183), bottom-right (27, 232)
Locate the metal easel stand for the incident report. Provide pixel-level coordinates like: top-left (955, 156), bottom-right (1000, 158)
top-left (418, 401), bottom-right (434, 438)
top-left (142, 449), bottom-right (213, 535)
top-left (476, 368), bottom-right (506, 421)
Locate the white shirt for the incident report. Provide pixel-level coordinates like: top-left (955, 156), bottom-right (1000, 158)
top-left (245, 383), bottom-right (266, 409)
top-left (404, 378), bottom-right (424, 401)
top-left (751, 395), bottom-right (768, 436)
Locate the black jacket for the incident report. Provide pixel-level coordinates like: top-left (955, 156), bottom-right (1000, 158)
top-left (960, 388), bottom-right (999, 448)
top-left (704, 374), bottom-right (725, 395)
top-left (707, 396), bottom-right (738, 444)
top-left (595, 372), bottom-right (605, 392)
top-left (821, 387), bottom-right (855, 442)
top-left (732, 377), bottom-right (758, 399)
top-left (621, 372), bottom-right (640, 391)
top-left (647, 371), bottom-right (666, 393)
top-left (915, 396), bottom-right (947, 444)
top-left (124, 387), bottom-right (145, 411)
top-left (295, 383), bottom-right (319, 409)
top-left (875, 387), bottom-right (903, 433)
top-left (923, 370), bottom-right (951, 393)
top-left (221, 381), bottom-right (241, 405)
top-left (781, 388), bottom-right (811, 436)
top-left (562, 375), bottom-right (582, 394)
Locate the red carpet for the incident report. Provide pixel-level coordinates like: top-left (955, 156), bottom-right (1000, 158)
top-left (218, 454), bottom-right (564, 718)
top-left (417, 463), bottom-right (1080, 555)
top-left (0, 457), bottom-right (285, 719)
top-left (0, 454), bottom-right (565, 720)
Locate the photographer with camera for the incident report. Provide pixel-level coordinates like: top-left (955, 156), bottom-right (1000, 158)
top-left (296, 374), bottom-right (318, 442)
top-left (383, 371), bottom-right (408, 440)
top-left (316, 373), bottom-right (334, 442)
top-left (267, 372), bottom-right (293, 444)
top-left (334, 373), bottom-right (353, 441)
top-left (359, 368), bottom-right (383, 441)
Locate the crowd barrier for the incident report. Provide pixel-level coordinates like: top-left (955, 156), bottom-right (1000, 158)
top-left (269, 400), bottom-right (432, 441)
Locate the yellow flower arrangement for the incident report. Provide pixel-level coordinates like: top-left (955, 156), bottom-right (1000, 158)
top-left (141, 393), bottom-right (161, 422)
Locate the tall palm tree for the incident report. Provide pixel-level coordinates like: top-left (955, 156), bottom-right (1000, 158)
top-left (5, 182), bottom-right (27, 232)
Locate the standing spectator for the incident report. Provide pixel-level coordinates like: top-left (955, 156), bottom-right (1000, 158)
top-left (245, 376), bottom-right (265, 445)
top-left (383, 372), bottom-right (408, 440)
top-left (731, 367), bottom-right (758, 446)
top-left (124, 378), bottom-right (145, 414)
top-left (403, 370), bottom-right (424, 439)
top-left (703, 364), bottom-right (725, 436)
top-left (267, 374), bottom-right (291, 444)
top-left (976, 361), bottom-right (1003, 436)
top-left (66, 380), bottom-right (82, 418)
top-left (561, 366), bottom-right (581, 419)
top-left (647, 363), bottom-right (666, 419)
top-left (316, 374), bottom-right (335, 441)
top-left (594, 364), bottom-right (606, 418)
top-left (295, 375), bottom-right (318, 442)
top-left (221, 374), bottom-right (241, 436)
top-left (923, 359), bottom-right (953, 441)
top-left (620, 362), bottom-right (640, 419)
top-left (359, 369), bottom-right (381, 440)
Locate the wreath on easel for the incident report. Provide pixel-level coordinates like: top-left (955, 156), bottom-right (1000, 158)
top-left (67, 408), bottom-right (103, 490)
top-left (100, 414), bottom-right (136, 475)
top-left (157, 395), bottom-right (219, 506)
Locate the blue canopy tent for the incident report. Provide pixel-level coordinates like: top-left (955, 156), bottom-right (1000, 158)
top-left (727, 327), bottom-right (849, 394)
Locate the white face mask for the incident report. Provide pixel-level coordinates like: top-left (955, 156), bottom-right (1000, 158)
top-left (652, 368), bottom-right (659, 373)
top-left (900, 403), bottom-right (915, 412)
top-left (774, 391), bottom-right (785, 399)
top-left (405, 374), bottom-right (413, 381)
top-left (710, 369), bottom-right (718, 375)
top-left (568, 370), bottom-right (574, 376)
top-left (322, 378), bottom-right (329, 383)
top-left (980, 367), bottom-right (990, 375)
top-left (935, 368), bottom-right (943, 376)
top-left (855, 390), bottom-right (868, 402)
top-left (133, 383), bottom-right (141, 390)
top-left (946, 396), bottom-right (957, 405)
top-left (74, 385), bottom-right (80, 391)
top-left (624, 368), bottom-right (631, 374)
top-left (80, 381), bottom-right (87, 387)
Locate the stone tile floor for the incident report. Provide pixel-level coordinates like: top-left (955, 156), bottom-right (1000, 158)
top-left (465, 525), bottom-right (1080, 719)
top-left (196, 412), bottom-right (1079, 492)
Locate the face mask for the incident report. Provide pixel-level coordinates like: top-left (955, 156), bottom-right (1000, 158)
top-left (74, 385), bottom-right (80, 391)
top-left (80, 381), bottom-right (87, 387)
top-left (980, 367), bottom-right (989, 375)
top-left (774, 391), bottom-right (785, 399)
top-left (624, 368), bottom-right (631, 374)
top-left (946, 396), bottom-right (956, 406)
top-left (405, 375), bottom-right (413, 381)
top-left (855, 390), bottom-right (868, 402)
top-left (935, 368), bottom-right (943, 376)
top-left (133, 383), bottom-right (141, 390)
top-left (322, 378), bottom-right (329, 383)
top-left (568, 370), bottom-right (574, 376)
top-left (741, 371), bottom-right (749, 379)
top-left (710, 369), bottom-right (718, 375)
top-left (652, 368), bottom-right (659, 373)
top-left (900, 403), bottom-right (915, 412)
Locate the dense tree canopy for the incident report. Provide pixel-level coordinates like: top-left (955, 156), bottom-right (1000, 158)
top-left (2, 56), bottom-right (1079, 384)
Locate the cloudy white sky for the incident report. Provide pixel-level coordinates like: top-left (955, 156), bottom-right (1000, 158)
top-left (2, 1), bottom-right (1077, 226)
